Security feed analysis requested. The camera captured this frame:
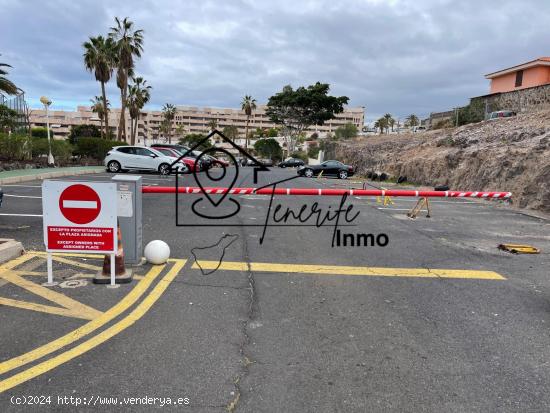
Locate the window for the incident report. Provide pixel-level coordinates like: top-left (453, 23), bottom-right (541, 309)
top-left (117, 147), bottom-right (134, 154)
top-left (515, 70), bottom-right (523, 87)
top-left (135, 148), bottom-right (154, 156)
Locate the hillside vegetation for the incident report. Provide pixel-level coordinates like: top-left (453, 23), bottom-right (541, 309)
top-left (331, 111), bottom-right (550, 212)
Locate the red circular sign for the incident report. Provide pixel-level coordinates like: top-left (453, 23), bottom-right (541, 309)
top-left (59, 184), bottom-right (102, 224)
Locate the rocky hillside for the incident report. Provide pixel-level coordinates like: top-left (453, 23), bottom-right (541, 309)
top-left (330, 110), bottom-right (550, 212)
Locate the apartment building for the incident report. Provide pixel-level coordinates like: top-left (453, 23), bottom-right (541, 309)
top-left (29, 104), bottom-right (365, 143)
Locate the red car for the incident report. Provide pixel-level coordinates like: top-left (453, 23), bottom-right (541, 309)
top-left (153, 147), bottom-right (198, 172)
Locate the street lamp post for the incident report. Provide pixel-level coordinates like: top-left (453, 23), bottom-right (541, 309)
top-left (40, 96), bottom-right (54, 166)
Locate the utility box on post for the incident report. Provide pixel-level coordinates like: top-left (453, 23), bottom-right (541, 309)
top-left (112, 175), bottom-right (142, 264)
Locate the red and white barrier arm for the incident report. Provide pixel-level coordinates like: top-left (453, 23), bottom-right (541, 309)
top-left (141, 186), bottom-right (512, 199)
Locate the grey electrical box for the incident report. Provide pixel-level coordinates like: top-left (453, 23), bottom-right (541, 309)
top-left (112, 175), bottom-right (142, 264)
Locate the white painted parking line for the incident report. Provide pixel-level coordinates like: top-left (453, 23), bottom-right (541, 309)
top-left (3, 194), bottom-right (42, 199)
top-left (0, 213), bottom-right (43, 217)
top-left (2, 185), bottom-right (41, 188)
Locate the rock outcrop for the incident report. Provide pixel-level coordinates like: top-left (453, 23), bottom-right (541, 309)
top-left (330, 111), bottom-right (550, 212)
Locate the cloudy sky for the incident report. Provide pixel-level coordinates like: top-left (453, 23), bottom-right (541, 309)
top-left (1, 0), bottom-right (549, 123)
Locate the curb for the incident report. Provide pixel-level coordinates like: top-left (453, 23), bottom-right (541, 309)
top-left (0, 239), bottom-right (24, 265)
top-left (0, 167), bottom-right (104, 185)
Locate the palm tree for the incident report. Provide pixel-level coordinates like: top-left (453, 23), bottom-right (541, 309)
top-left (159, 119), bottom-right (171, 143)
top-left (207, 118), bottom-right (218, 132)
top-left (83, 36), bottom-right (116, 138)
top-left (241, 95), bottom-right (257, 148)
top-left (127, 77), bottom-right (151, 145)
top-left (0, 57), bottom-right (19, 95)
top-left (162, 103), bottom-right (176, 143)
top-left (388, 117), bottom-right (396, 132)
top-left (374, 117), bottom-right (389, 134)
top-left (406, 114), bottom-right (420, 128)
top-left (109, 17), bottom-right (144, 141)
top-left (383, 113), bottom-right (394, 132)
top-left (90, 96), bottom-right (109, 138)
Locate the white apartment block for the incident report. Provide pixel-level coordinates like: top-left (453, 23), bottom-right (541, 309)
top-left (29, 104), bottom-right (365, 144)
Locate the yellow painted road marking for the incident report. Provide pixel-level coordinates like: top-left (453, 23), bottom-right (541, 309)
top-left (0, 254), bottom-right (35, 272)
top-left (31, 251), bottom-right (105, 260)
top-left (49, 255), bottom-right (101, 272)
top-left (0, 259), bottom-right (185, 393)
top-left (192, 261), bottom-right (506, 280)
top-left (0, 272), bottom-right (102, 320)
top-left (0, 263), bottom-right (169, 376)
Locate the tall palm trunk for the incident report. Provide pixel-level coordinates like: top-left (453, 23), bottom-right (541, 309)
top-left (100, 118), bottom-right (104, 139)
top-left (130, 116), bottom-right (135, 145)
top-left (132, 116), bottom-right (139, 145)
top-left (117, 70), bottom-right (128, 141)
top-left (100, 81), bottom-right (109, 139)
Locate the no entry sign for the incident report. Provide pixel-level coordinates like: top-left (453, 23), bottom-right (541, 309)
top-left (42, 181), bottom-right (117, 253)
top-left (59, 184), bottom-right (102, 224)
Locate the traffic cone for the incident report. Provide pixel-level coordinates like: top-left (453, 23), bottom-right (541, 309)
top-left (93, 225), bottom-right (133, 284)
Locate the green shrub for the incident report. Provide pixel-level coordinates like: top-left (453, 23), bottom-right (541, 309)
top-left (307, 146), bottom-right (320, 159)
top-left (31, 127), bottom-right (53, 139)
top-left (31, 138), bottom-right (74, 163)
top-left (290, 151), bottom-right (308, 161)
top-left (74, 137), bottom-right (125, 160)
top-left (0, 133), bottom-right (31, 160)
top-left (68, 124), bottom-right (101, 144)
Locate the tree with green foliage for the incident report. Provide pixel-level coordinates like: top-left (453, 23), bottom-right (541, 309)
top-left (83, 35), bottom-right (116, 138)
top-left (383, 114), bottom-right (395, 132)
top-left (267, 127), bottom-right (278, 137)
top-left (334, 122), bottom-right (358, 139)
top-left (241, 95), bottom-right (257, 149)
top-left (254, 138), bottom-right (282, 161)
top-left (374, 117), bottom-right (388, 134)
top-left (406, 114), bottom-right (419, 128)
top-left (128, 77), bottom-right (151, 144)
top-left (0, 104), bottom-right (19, 132)
top-left (457, 100), bottom-right (485, 126)
top-left (222, 125), bottom-right (239, 141)
top-left (0, 57), bottom-right (19, 95)
top-left (266, 82), bottom-right (348, 152)
top-left (109, 17), bottom-right (144, 141)
top-left (307, 145), bottom-right (320, 159)
top-left (207, 118), bottom-right (218, 132)
top-left (162, 103), bottom-right (176, 143)
top-left (179, 133), bottom-right (212, 150)
top-left (90, 96), bottom-right (109, 139)
top-left (68, 124), bottom-right (101, 144)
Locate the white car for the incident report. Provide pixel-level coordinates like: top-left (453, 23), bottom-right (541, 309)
top-left (104, 146), bottom-right (188, 175)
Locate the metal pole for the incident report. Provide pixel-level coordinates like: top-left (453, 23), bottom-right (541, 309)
top-left (110, 253), bottom-right (115, 286)
top-left (46, 104), bottom-right (54, 165)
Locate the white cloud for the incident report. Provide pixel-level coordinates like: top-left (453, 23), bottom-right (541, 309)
top-left (2, 0), bottom-right (550, 122)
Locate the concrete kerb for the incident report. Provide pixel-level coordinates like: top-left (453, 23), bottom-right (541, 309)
top-left (0, 239), bottom-right (24, 264)
top-left (0, 167), bottom-right (105, 185)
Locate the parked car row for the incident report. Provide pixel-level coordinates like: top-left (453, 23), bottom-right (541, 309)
top-left (103, 145), bottom-right (354, 179)
top-left (104, 144), bottom-right (231, 175)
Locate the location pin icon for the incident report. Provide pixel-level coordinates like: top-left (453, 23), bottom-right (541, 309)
top-left (192, 148), bottom-right (239, 207)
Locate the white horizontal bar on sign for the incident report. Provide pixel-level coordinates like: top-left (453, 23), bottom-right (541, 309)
top-left (62, 200), bottom-right (98, 209)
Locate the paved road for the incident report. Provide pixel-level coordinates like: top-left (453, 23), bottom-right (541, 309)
top-left (1, 167), bottom-right (550, 412)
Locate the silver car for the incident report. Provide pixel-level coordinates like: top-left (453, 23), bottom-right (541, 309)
top-left (104, 146), bottom-right (188, 175)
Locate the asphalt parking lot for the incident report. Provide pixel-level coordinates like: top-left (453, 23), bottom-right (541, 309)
top-left (1, 167), bottom-right (550, 412)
